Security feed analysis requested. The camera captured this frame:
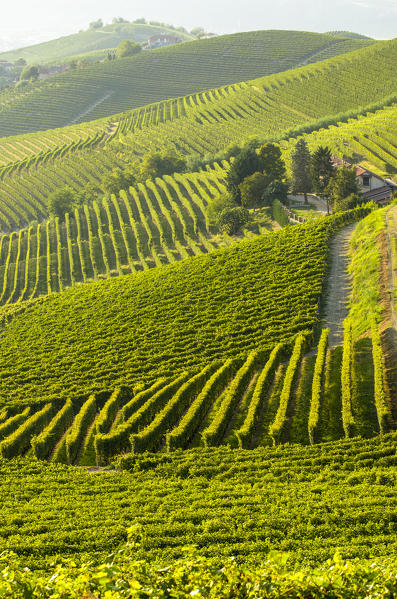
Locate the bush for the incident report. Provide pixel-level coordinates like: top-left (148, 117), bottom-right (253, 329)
top-left (226, 148), bottom-right (263, 202)
top-left (117, 40), bottom-right (142, 58)
top-left (47, 187), bottom-right (76, 219)
top-left (140, 151), bottom-right (186, 180)
top-left (217, 206), bottom-right (249, 234)
top-left (20, 65), bottom-right (39, 81)
top-left (101, 168), bottom-right (136, 195)
top-left (334, 192), bottom-right (363, 212)
top-left (239, 172), bottom-right (268, 208)
top-left (206, 193), bottom-right (236, 221)
top-left (272, 199), bottom-right (289, 226)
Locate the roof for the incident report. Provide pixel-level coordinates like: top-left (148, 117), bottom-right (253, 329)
top-left (362, 185), bottom-right (394, 201)
top-left (148, 34), bottom-right (179, 42)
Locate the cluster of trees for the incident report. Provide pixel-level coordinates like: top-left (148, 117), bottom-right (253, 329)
top-left (101, 150), bottom-right (188, 195)
top-left (47, 185), bottom-right (98, 219)
top-left (208, 142), bottom-right (288, 234)
top-left (116, 40), bottom-right (142, 59)
top-left (291, 140), bottom-right (360, 212)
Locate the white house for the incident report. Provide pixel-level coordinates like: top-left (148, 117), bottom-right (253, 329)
top-left (333, 157), bottom-right (396, 204)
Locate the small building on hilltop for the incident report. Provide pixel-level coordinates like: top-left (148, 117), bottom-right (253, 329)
top-left (145, 34), bottom-right (180, 49)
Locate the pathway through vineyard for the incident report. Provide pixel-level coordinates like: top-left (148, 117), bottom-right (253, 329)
top-left (322, 223), bottom-right (356, 347)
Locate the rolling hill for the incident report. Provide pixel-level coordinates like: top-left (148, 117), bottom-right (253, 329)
top-left (0, 21), bottom-right (194, 64)
top-left (0, 30), bottom-right (376, 137)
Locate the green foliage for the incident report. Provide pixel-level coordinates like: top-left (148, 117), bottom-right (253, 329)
top-left (101, 167), bottom-right (136, 195)
top-left (206, 192), bottom-right (236, 222)
top-left (225, 148), bottom-right (263, 202)
top-left (47, 187), bottom-right (76, 219)
top-left (291, 138), bottom-right (312, 200)
top-left (258, 142), bottom-right (286, 183)
top-left (311, 146), bottom-right (335, 197)
top-left (308, 329), bottom-right (329, 444)
top-left (328, 166), bottom-right (359, 206)
top-left (269, 334), bottom-right (306, 444)
top-left (89, 19), bottom-right (104, 30)
top-left (341, 319), bottom-right (355, 438)
top-left (31, 399), bottom-right (74, 460)
top-left (263, 180), bottom-right (289, 206)
top-left (217, 206), bottom-right (249, 234)
top-left (371, 319), bottom-right (392, 434)
top-left (2, 541), bottom-right (397, 597)
top-left (0, 403), bottom-right (52, 458)
top-left (272, 198), bottom-right (289, 226)
top-left (236, 343), bottom-right (283, 448)
top-left (348, 207), bottom-right (385, 336)
top-left (334, 192), bottom-right (363, 212)
top-left (139, 150), bottom-right (186, 181)
top-left (65, 395), bottom-right (97, 464)
top-left (239, 172), bottom-right (268, 208)
top-left (116, 39), bottom-right (142, 58)
top-left (20, 65), bottom-right (39, 80)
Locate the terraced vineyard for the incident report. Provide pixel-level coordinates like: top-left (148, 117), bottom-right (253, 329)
top-left (0, 211), bottom-right (369, 405)
top-left (0, 31), bottom-right (377, 136)
top-left (0, 311), bottom-right (389, 467)
top-left (1, 431), bottom-right (397, 571)
top-left (0, 40), bottom-right (396, 233)
top-left (0, 166), bottom-right (262, 304)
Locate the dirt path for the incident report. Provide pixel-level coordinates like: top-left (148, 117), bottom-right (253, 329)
top-left (68, 91), bottom-right (115, 125)
top-left (322, 223), bottom-right (356, 347)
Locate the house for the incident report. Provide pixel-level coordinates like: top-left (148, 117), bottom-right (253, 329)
top-left (333, 157), bottom-right (396, 204)
top-left (355, 165), bottom-right (396, 204)
top-left (146, 34), bottom-right (180, 49)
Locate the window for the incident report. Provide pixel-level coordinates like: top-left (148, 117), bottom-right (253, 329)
top-left (362, 175), bottom-right (370, 187)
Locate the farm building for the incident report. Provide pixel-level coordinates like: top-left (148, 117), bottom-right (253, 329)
top-left (146, 34), bottom-right (180, 49)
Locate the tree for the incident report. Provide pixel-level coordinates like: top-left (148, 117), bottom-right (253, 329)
top-left (20, 65), bottom-right (39, 81)
top-left (225, 148), bottom-right (262, 203)
top-left (262, 180), bottom-right (289, 206)
top-left (89, 19), bottom-right (103, 30)
top-left (217, 207), bottom-right (249, 234)
top-left (117, 40), bottom-right (142, 59)
top-left (15, 58), bottom-right (26, 67)
top-left (101, 168), bottom-right (136, 195)
top-left (207, 193), bottom-right (236, 222)
top-left (47, 188), bottom-right (76, 219)
top-left (258, 143), bottom-right (286, 184)
top-left (239, 172), bottom-right (268, 208)
top-left (311, 146), bottom-right (335, 212)
top-left (327, 166), bottom-right (359, 208)
top-left (333, 193), bottom-right (362, 213)
top-left (112, 17), bottom-right (128, 24)
top-left (139, 151), bottom-right (186, 180)
top-left (133, 18), bottom-right (146, 24)
top-left (291, 139), bottom-right (312, 204)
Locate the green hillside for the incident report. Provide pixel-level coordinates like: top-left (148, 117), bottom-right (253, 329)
top-left (0, 214), bottom-right (363, 406)
top-left (0, 30), bottom-right (376, 137)
top-left (0, 22), bottom-right (194, 64)
top-left (0, 39), bottom-right (394, 237)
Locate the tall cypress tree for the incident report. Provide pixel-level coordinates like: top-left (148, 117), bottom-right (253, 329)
top-left (291, 139), bottom-right (312, 204)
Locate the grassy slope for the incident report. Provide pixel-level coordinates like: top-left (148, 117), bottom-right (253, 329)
top-left (0, 23), bottom-right (194, 64)
top-left (0, 30), bottom-right (375, 136)
top-left (0, 221), bottom-right (332, 404)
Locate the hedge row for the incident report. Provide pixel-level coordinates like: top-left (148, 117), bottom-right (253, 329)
top-left (31, 399), bottom-right (74, 460)
top-left (308, 329), bottom-right (329, 444)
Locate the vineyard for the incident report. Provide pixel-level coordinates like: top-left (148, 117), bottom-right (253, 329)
top-left (0, 39), bottom-right (395, 235)
top-left (1, 430), bottom-right (397, 570)
top-left (0, 165), bottom-right (262, 304)
top-left (0, 31), bottom-right (378, 136)
top-left (0, 211), bottom-right (370, 405)
top-left (0, 310), bottom-right (389, 467)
